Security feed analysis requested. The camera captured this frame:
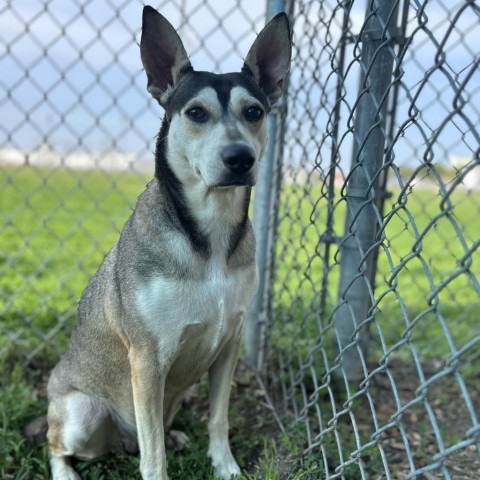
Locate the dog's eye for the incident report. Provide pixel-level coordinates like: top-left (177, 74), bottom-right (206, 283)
top-left (244, 106), bottom-right (264, 122)
top-left (186, 107), bottom-right (208, 123)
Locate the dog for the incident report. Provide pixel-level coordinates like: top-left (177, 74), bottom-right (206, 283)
top-left (46, 6), bottom-right (291, 479)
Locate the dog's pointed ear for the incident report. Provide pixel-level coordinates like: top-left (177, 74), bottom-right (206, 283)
top-left (242, 13), bottom-right (292, 107)
top-left (141, 6), bottom-right (193, 106)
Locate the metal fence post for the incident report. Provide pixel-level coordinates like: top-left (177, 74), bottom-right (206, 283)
top-left (333, 0), bottom-right (400, 381)
top-left (245, 0), bottom-right (293, 369)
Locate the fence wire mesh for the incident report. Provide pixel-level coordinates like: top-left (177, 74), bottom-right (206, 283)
top-left (266, 0), bottom-right (480, 478)
top-left (0, 0), bottom-right (266, 361)
top-left (1, 0), bottom-right (479, 479)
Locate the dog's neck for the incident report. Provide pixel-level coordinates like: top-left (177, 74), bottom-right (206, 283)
top-left (154, 120), bottom-right (251, 261)
top-left (180, 174), bottom-right (251, 260)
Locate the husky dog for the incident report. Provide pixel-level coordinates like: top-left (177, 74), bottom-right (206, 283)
top-left (46, 6), bottom-right (291, 479)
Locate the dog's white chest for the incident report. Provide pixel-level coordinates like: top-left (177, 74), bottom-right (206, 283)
top-left (136, 263), bottom-right (257, 369)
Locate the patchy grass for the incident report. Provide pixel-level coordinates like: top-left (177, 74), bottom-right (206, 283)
top-left (0, 356), bottom-right (322, 479)
top-left (0, 363), bottom-right (50, 480)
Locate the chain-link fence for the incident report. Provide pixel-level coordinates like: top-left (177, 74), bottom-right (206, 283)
top-left (1, 0), bottom-right (479, 479)
top-left (263, 0), bottom-right (480, 478)
top-left (0, 0), bottom-right (266, 361)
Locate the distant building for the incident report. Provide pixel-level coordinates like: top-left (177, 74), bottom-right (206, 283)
top-left (450, 156), bottom-right (479, 190)
top-left (0, 146), bottom-right (152, 174)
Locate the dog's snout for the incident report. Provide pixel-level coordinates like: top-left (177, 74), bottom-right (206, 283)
top-left (221, 145), bottom-right (255, 174)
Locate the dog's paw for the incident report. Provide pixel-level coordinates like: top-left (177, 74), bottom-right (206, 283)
top-left (209, 450), bottom-right (241, 479)
top-left (53, 473), bottom-right (81, 480)
top-left (24, 414), bottom-right (48, 445)
top-left (213, 460), bottom-right (241, 479)
top-left (165, 429), bottom-right (191, 451)
top-left (51, 466), bottom-right (81, 480)
top-left (121, 435), bottom-right (139, 455)
top-left (50, 455), bottom-right (82, 480)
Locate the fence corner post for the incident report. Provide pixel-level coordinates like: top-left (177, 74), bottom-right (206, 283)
top-left (333, 0), bottom-right (400, 381)
top-left (244, 0), bottom-right (293, 370)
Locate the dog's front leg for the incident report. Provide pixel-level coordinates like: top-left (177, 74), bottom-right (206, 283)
top-left (130, 348), bottom-right (168, 480)
top-left (208, 337), bottom-right (242, 479)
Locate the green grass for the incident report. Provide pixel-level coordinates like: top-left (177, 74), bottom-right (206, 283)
top-left (0, 166), bottom-right (149, 361)
top-left (1, 165), bottom-right (479, 478)
top-left (0, 166), bottom-right (325, 479)
top-left (0, 363), bottom-right (50, 480)
top-left (2, 166), bottom-right (477, 363)
top-left (272, 177), bottom-right (480, 363)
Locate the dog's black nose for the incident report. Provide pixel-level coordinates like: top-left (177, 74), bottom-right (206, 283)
top-left (221, 145), bottom-right (255, 174)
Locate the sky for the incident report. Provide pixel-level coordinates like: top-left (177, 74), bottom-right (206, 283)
top-left (0, 0), bottom-right (478, 170)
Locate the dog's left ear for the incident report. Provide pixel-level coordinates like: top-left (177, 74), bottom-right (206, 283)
top-left (141, 6), bottom-right (193, 106)
top-left (242, 13), bottom-right (292, 107)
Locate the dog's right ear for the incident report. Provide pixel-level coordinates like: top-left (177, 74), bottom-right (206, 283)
top-left (141, 6), bottom-right (192, 107)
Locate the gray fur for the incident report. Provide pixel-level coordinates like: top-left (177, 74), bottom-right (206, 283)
top-left (47, 6), bottom-right (291, 480)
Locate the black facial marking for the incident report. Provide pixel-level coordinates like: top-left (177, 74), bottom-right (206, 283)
top-left (154, 119), bottom-right (210, 257)
top-left (213, 77), bottom-right (234, 114)
top-left (227, 187), bottom-right (252, 260)
top-left (167, 71), bottom-right (269, 118)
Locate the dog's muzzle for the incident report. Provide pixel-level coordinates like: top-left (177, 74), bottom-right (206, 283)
top-left (222, 144), bottom-right (255, 174)
top-left (217, 144), bottom-right (256, 186)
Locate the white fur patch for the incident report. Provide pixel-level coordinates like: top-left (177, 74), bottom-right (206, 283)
top-left (136, 262), bottom-right (258, 371)
top-left (61, 393), bottom-right (110, 459)
top-left (168, 85), bottom-right (267, 188)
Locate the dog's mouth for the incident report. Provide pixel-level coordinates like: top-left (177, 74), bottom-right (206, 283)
top-left (210, 175), bottom-right (256, 188)
top-left (195, 166), bottom-right (256, 189)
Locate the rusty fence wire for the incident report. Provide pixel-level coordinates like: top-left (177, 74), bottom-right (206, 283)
top-left (1, 1), bottom-right (479, 479)
top-left (264, 0), bottom-right (480, 478)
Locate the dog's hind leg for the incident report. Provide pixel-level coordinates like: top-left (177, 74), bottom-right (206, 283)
top-left (47, 392), bottom-right (115, 480)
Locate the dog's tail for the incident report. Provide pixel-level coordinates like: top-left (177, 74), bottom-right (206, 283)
top-left (24, 415), bottom-right (48, 445)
